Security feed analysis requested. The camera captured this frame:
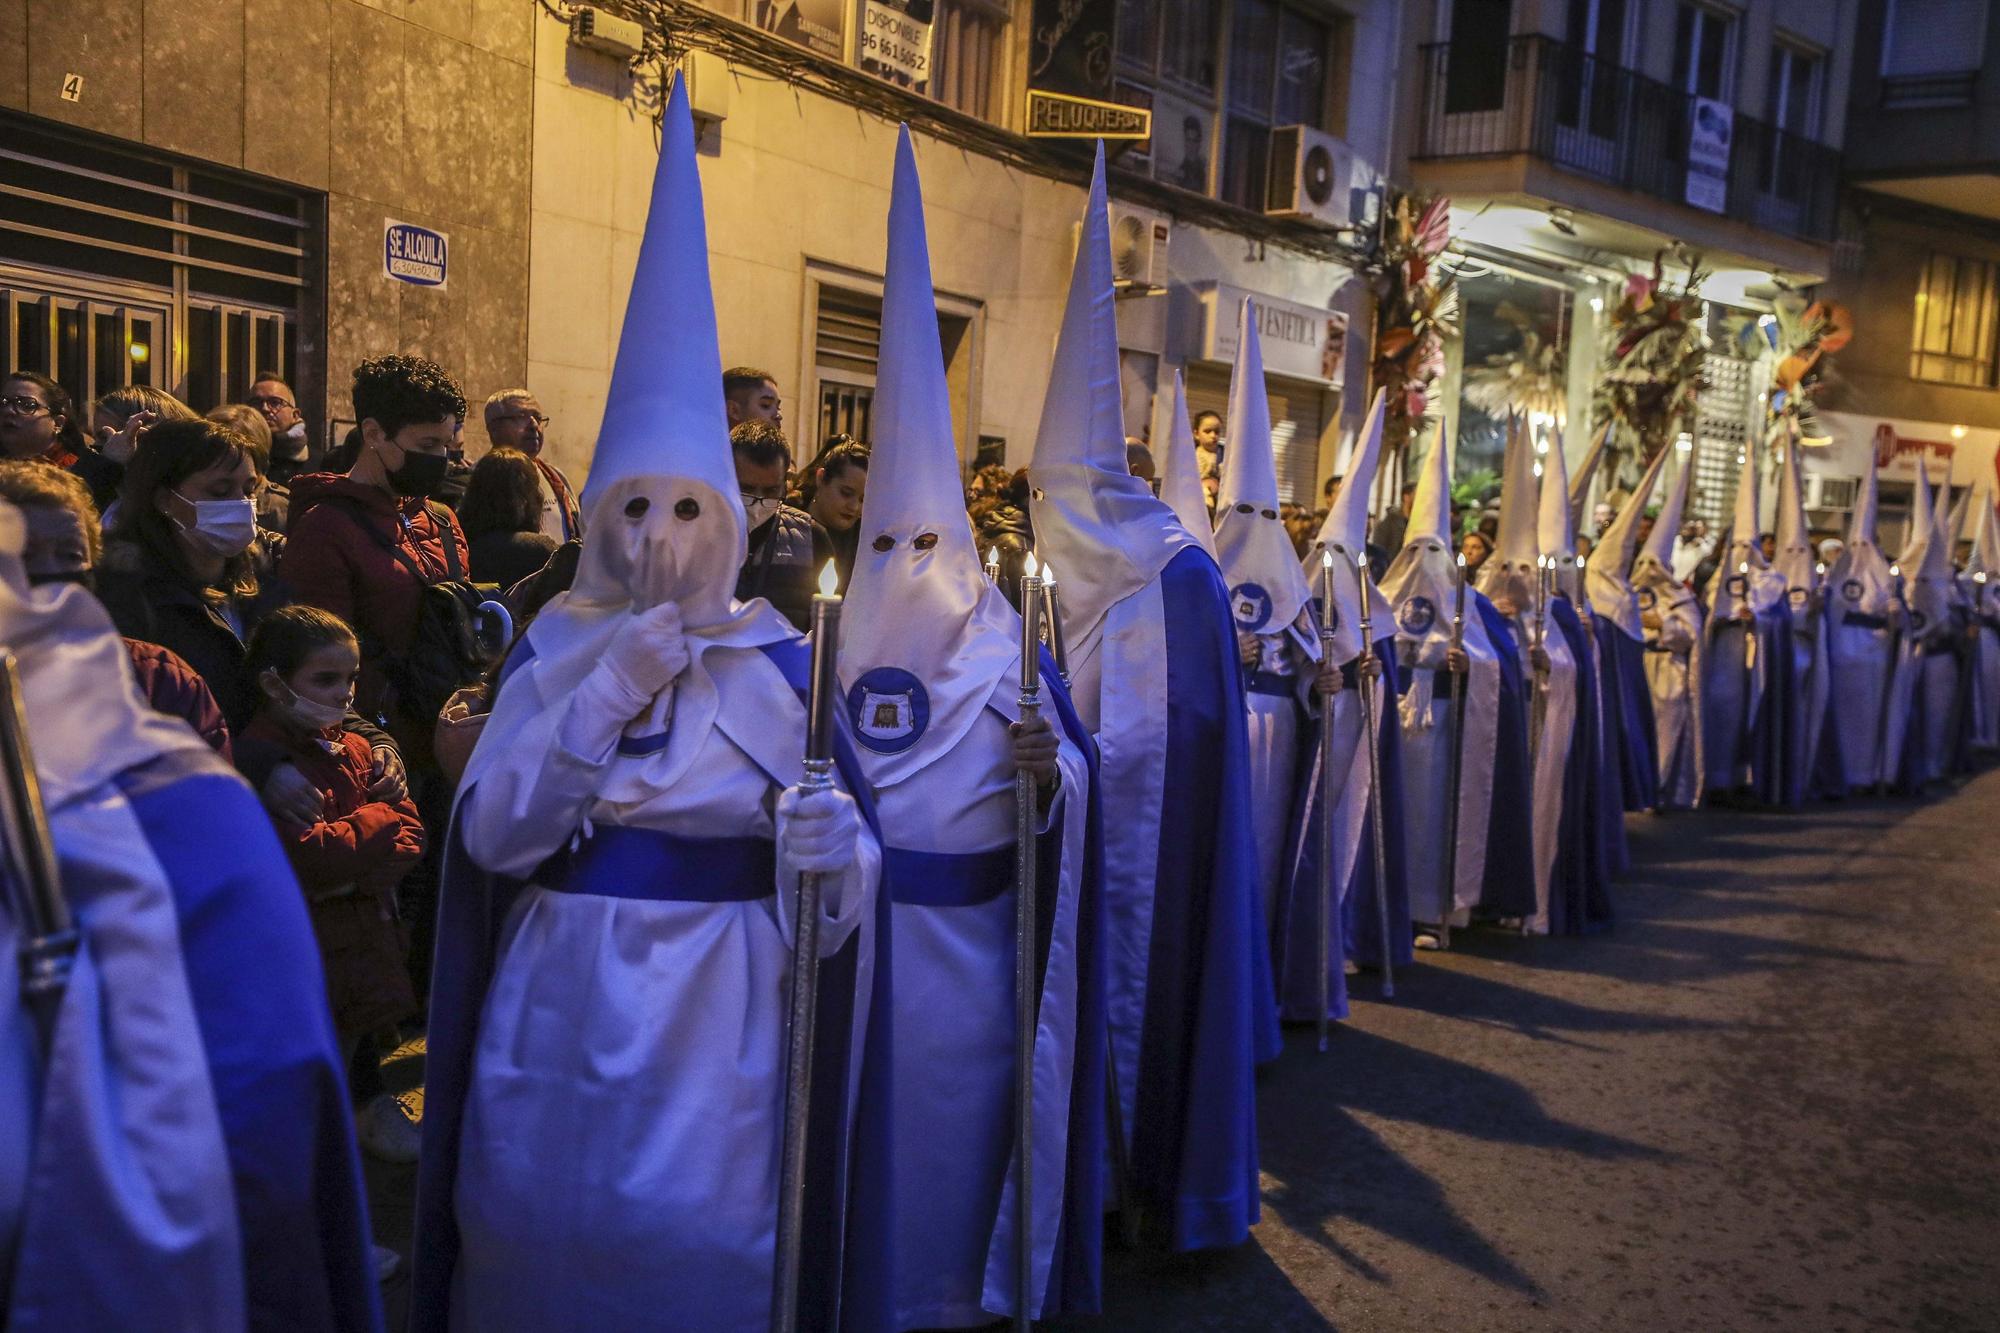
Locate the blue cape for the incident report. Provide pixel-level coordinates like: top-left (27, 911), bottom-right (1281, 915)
top-left (1473, 593), bottom-right (1538, 919)
top-left (1550, 601), bottom-right (1618, 935)
top-left (118, 748), bottom-right (383, 1332)
top-left (1592, 618), bottom-right (1660, 812)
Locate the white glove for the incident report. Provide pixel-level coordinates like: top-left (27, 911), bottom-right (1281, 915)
top-left (777, 785), bottom-right (860, 875)
top-left (593, 601), bottom-right (690, 717)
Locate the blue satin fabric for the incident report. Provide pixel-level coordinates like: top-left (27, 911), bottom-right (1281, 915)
top-left (1593, 619), bottom-right (1660, 813)
top-left (411, 638), bottom-right (895, 1333)
top-left (1549, 601), bottom-right (1618, 935)
top-left (536, 826), bottom-right (777, 901)
top-left (118, 749), bottom-right (383, 1333)
top-left (884, 845), bottom-right (1013, 907)
top-left (1134, 547), bottom-right (1266, 1252)
top-left (1473, 595), bottom-right (1539, 918)
top-left (1703, 607), bottom-right (1795, 804)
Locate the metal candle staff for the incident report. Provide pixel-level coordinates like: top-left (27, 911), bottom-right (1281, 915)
top-left (1010, 553), bottom-right (1043, 1331)
top-left (1349, 549), bottom-right (1394, 1000)
top-left (1875, 563), bottom-right (1905, 789)
top-left (0, 650), bottom-right (75, 1054)
top-left (1315, 551), bottom-right (1338, 1049)
top-left (772, 563), bottom-right (842, 1333)
top-left (1439, 552), bottom-right (1469, 952)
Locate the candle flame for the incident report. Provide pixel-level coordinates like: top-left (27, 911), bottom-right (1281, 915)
top-left (1321, 548), bottom-right (1334, 568)
top-left (1022, 551), bottom-right (1039, 578)
top-left (818, 561), bottom-right (838, 596)
top-left (1738, 562), bottom-right (1750, 575)
top-left (1042, 561), bottom-right (1057, 587)
top-left (1354, 549), bottom-right (1367, 568)
top-left (1976, 572), bottom-right (1988, 584)
top-left (1891, 563), bottom-right (1902, 577)
top-left (1456, 551), bottom-right (1466, 568)
top-left (985, 546), bottom-right (999, 566)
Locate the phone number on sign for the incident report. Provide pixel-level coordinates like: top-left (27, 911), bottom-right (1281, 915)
top-left (862, 11), bottom-right (930, 76)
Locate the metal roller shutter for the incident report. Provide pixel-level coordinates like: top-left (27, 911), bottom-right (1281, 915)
top-left (1183, 364), bottom-right (1329, 505)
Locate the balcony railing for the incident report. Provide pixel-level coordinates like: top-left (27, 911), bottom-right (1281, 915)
top-left (1414, 35), bottom-right (1841, 243)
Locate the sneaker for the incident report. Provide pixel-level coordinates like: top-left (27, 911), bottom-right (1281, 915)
top-left (357, 1093), bottom-right (422, 1164)
top-left (372, 1244), bottom-right (402, 1283)
top-left (1414, 932), bottom-right (1442, 951)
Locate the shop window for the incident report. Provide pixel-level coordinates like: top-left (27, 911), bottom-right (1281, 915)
top-left (1117, 0), bottom-right (1222, 194)
top-left (1671, 2), bottom-right (1736, 101)
top-left (1220, 2), bottom-right (1346, 211)
top-left (1910, 252), bottom-right (2000, 387)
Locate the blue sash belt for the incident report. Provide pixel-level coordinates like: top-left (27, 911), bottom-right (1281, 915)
top-left (535, 825), bottom-right (776, 901)
top-left (1244, 669), bottom-right (1298, 699)
top-left (885, 845), bottom-right (1014, 908)
top-left (1842, 612), bottom-right (1889, 630)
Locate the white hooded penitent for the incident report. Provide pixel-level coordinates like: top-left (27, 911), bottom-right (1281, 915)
top-left (1585, 441), bottom-right (1671, 638)
top-left (1300, 388), bottom-right (1393, 663)
top-left (1154, 369), bottom-right (1215, 559)
top-left (1029, 142), bottom-right (1194, 647)
top-left (1476, 413), bottom-right (1542, 613)
top-left (839, 126), bottom-right (1022, 785)
top-left (1216, 296), bottom-right (1316, 654)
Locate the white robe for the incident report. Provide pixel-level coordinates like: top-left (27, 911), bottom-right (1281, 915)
top-left (865, 689), bottom-right (1088, 1327)
top-left (449, 644), bottom-right (880, 1333)
top-left (1493, 607), bottom-right (1577, 934)
top-left (1643, 595), bottom-right (1704, 809)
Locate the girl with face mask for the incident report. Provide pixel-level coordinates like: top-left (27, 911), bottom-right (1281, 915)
top-left (95, 418), bottom-right (279, 730)
top-left (234, 606), bottom-right (426, 1192)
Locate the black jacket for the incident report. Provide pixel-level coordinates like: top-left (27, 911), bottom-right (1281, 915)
top-left (468, 528), bottom-right (560, 591)
top-left (736, 505), bottom-right (834, 632)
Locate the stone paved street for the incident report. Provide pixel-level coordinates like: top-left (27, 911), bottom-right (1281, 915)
top-left (371, 767), bottom-right (2000, 1332)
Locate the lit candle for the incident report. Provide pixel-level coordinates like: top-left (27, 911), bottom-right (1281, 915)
top-left (804, 561), bottom-right (842, 768)
top-left (1019, 553), bottom-right (1043, 694)
top-left (984, 545), bottom-right (1000, 583)
top-left (1041, 561), bottom-right (1070, 683)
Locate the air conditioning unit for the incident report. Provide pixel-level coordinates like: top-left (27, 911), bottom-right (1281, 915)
top-left (1267, 126), bottom-right (1378, 230)
top-left (570, 6), bottom-right (647, 61)
top-left (1109, 205), bottom-right (1170, 292)
top-left (1804, 472), bottom-right (1858, 512)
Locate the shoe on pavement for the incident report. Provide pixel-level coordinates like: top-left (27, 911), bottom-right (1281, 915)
top-left (357, 1093), bottom-right (421, 1164)
top-left (372, 1244), bottom-right (402, 1283)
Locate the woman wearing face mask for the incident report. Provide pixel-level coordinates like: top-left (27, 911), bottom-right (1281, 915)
top-left (234, 605), bottom-right (426, 1201)
top-left (96, 417), bottom-right (282, 729)
top-left (0, 458), bottom-right (233, 757)
top-left (281, 355), bottom-right (470, 751)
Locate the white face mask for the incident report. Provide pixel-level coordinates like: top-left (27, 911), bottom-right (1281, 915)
top-left (266, 672), bottom-right (350, 731)
top-left (172, 495), bottom-right (257, 557)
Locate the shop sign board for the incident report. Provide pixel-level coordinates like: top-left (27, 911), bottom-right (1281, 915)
top-left (384, 220), bottom-right (448, 289)
top-left (1685, 97), bottom-right (1732, 213)
top-left (1200, 283), bottom-right (1348, 386)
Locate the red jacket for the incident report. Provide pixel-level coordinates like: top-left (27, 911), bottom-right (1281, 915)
top-left (122, 637), bottom-right (233, 760)
top-left (234, 712), bottom-right (426, 896)
top-left (280, 473), bottom-right (469, 718)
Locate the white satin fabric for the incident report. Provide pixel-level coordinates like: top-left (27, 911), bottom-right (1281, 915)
top-left (1642, 592), bottom-right (1704, 809)
top-left (861, 684), bottom-right (1088, 1326)
top-left (450, 643), bottom-right (879, 1333)
top-left (1243, 645), bottom-right (1305, 930)
top-left (1493, 608), bottom-right (1576, 933)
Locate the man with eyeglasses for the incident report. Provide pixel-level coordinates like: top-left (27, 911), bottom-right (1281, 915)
top-left (482, 388), bottom-right (580, 540)
top-left (248, 371), bottom-right (315, 484)
top-left (730, 418), bottom-right (832, 631)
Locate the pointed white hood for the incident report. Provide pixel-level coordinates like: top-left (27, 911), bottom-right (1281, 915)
top-left (838, 127), bottom-right (1022, 784)
top-left (1475, 413), bottom-right (1542, 614)
top-left (1382, 427), bottom-right (1480, 652)
top-left (1568, 419), bottom-right (1612, 535)
top-left (1301, 388), bottom-right (1393, 662)
top-left (1153, 369), bottom-right (1215, 558)
top-left (1540, 423), bottom-right (1583, 604)
top-left (1772, 423), bottom-right (1818, 606)
top-left (1708, 436), bottom-right (1783, 621)
top-left (1944, 476), bottom-right (1970, 560)
top-left (1215, 298), bottom-right (1314, 651)
top-left (1828, 448), bottom-right (1899, 622)
top-left (1029, 143), bottom-right (1196, 644)
top-left (1900, 465), bottom-right (1955, 641)
top-left (1966, 479), bottom-right (2000, 619)
top-left (1586, 442), bottom-right (1670, 638)
top-left (568, 74), bottom-right (757, 633)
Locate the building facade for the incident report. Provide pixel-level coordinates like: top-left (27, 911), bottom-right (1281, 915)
top-left (1810, 0), bottom-right (2000, 555)
top-left (1396, 0), bottom-right (1854, 528)
top-left (2, 0), bottom-right (1400, 508)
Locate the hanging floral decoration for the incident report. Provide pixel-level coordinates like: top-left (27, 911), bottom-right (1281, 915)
top-left (1461, 300), bottom-right (1569, 423)
top-left (1592, 250), bottom-right (1708, 484)
top-left (1370, 192), bottom-right (1460, 460)
top-left (1760, 293), bottom-right (1851, 446)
